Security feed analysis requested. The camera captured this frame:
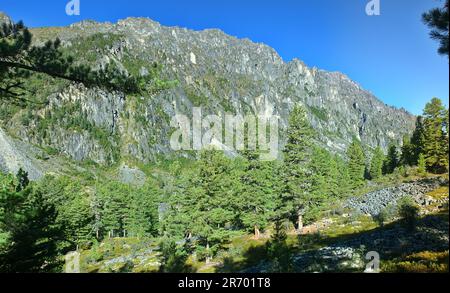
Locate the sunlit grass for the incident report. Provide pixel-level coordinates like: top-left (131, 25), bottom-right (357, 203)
top-left (381, 250), bottom-right (449, 273)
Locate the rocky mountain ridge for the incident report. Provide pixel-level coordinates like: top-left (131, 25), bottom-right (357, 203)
top-left (0, 13), bottom-right (416, 173)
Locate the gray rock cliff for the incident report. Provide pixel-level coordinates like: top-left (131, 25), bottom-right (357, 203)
top-left (0, 15), bottom-right (416, 167)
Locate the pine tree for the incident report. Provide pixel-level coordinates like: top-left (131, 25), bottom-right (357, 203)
top-left (15, 168), bottom-right (29, 192)
top-left (411, 116), bottom-right (426, 164)
top-left (0, 20), bottom-right (165, 104)
top-left (267, 219), bottom-right (292, 273)
top-left (400, 135), bottom-right (415, 166)
top-left (422, 0), bottom-right (449, 57)
top-left (96, 182), bottom-right (130, 238)
top-left (33, 176), bottom-right (94, 246)
top-left (369, 146), bottom-right (385, 180)
top-left (239, 153), bottom-right (279, 239)
top-left (0, 171), bottom-right (63, 272)
top-left (171, 151), bottom-right (239, 262)
top-left (346, 139), bottom-right (366, 188)
top-left (162, 165), bottom-right (193, 240)
top-left (417, 153), bottom-right (427, 176)
top-left (282, 105), bottom-right (314, 231)
top-left (422, 97), bottom-right (448, 173)
top-left (334, 154), bottom-right (351, 197)
top-left (126, 183), bottom-right (160, 238)
top-left (307, 146), bottom-right (341, 222)
top-left (384, 143), bottom-right (400, 174)
top-left (159, 237), bottom-right (193, 273)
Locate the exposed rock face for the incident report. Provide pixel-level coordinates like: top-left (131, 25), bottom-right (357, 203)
top-left (0, 11), bottom-right (12, 25)
top-left (1, 15), bottom-right (416, 165)
top-left (345, 177), bottom-right (449, 216)
top-left (292, 246), bottom-right (366, 273)
top-left (117, 164), bottom-right (147, 186)
top-left (0, 127), bottom-right (44, 180)
top-left (0, 126), bottom-right (85, 180)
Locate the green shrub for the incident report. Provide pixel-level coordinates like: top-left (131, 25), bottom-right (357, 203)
top-left (159, 238), bottom-right (193, 273)
top-left (373, 203), bottom-right (398, 227)
top-left (372, 210), bottom-right (387, 227)
top-left (397, 196), bottom-right (420, 230)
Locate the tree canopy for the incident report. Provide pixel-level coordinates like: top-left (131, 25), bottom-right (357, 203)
top-left (0, 20), bottom-right (164, 104)
top-left (422, 0), bottom-right (449, 57)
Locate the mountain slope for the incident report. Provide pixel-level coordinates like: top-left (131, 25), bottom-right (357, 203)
top-left (0, 15), bottom-right (416, 166)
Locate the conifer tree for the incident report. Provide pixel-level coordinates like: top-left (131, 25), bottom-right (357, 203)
top-left (346, 139), bottom-right (366, 188)
top-left (400, 135), bottom-right (415, 166)
top-left (422, 98), bottom-right (449, 173)
top-left (126, 183), bottom-right (160, 238)
top-left (0, 20), bottom-right (163, 104)
top-left (369, 146), bottom-right (385, 180)
top-left (422, 0), bottom-right (449, 57)
top-left (384, 143), bottom-right (400, 174)
top-left (0, 171), bottom-right (63, 272)
top-left (267, 219), bottom-right (292, 272)
top-left (417, 153), bottom-right (427, 176)
top-left (96, 182), bottom-right (130, 237)
top-left (282, 105), bottom-right (314, 231)
top-left (334, 154), bottom-right (351, 197)
top-left (411, 116), bottom-right (426, 164)
top-left (177, 151), bottom-right (238, 262)
top-left (307, 147), bottom-right (340, 221)
top-left (239, 153), bottom-right (279, 239)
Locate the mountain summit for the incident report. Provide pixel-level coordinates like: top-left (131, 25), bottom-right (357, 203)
top-left (0, 11), bottom-right (12, 25)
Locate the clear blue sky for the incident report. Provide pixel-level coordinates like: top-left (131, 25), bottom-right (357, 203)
top-left (1, 0), bottom-right (448, 115)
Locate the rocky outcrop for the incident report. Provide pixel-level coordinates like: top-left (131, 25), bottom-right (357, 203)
top-left (345, 177), bottom-right (448, 216)
top-left (117, 164), bottom-right (147, 186)
top-left (0, 15), bottom-right (416, 166)
top-left (0, 11), bottom-right (11, 25)
top-left (0, 127), bottom-right (44, 180)
top-left (0, 126), bottom-right (85, 180)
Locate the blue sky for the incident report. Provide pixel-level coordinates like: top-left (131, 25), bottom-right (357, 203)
top-left (1, 0), bottom-right (448, 115)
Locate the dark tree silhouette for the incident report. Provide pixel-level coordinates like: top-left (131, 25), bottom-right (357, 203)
top-left (422, 0), bottom-right (449, 57)
top-left (0, 171), bottom-right (64, 272)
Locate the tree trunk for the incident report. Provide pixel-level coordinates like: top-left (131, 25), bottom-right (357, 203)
top-left (254, 225), bottom-right (260, 239)
top-left (206, 242), bottom-right (211, 264)
top-left (297, 214), bottom-right (303, 233)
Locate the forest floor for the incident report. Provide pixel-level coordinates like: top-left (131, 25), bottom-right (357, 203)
top-left (78, 174), bottom-right (449, 273)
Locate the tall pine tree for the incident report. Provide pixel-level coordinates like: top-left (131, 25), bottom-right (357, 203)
top-left (370, 146), bottom-right (385, 180)
top-left (422, 97), bottom-right (448, 173)
top-left (346, 139), bottom-right (366, 189)
top-left (384, 143), bottom-right (400, 174)
top-left (411, 116), bottom-right (426, 164)
top-left (282, 105), bottom-right (314, 231)
top-left (400, 135), bottom-right (415, 166)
